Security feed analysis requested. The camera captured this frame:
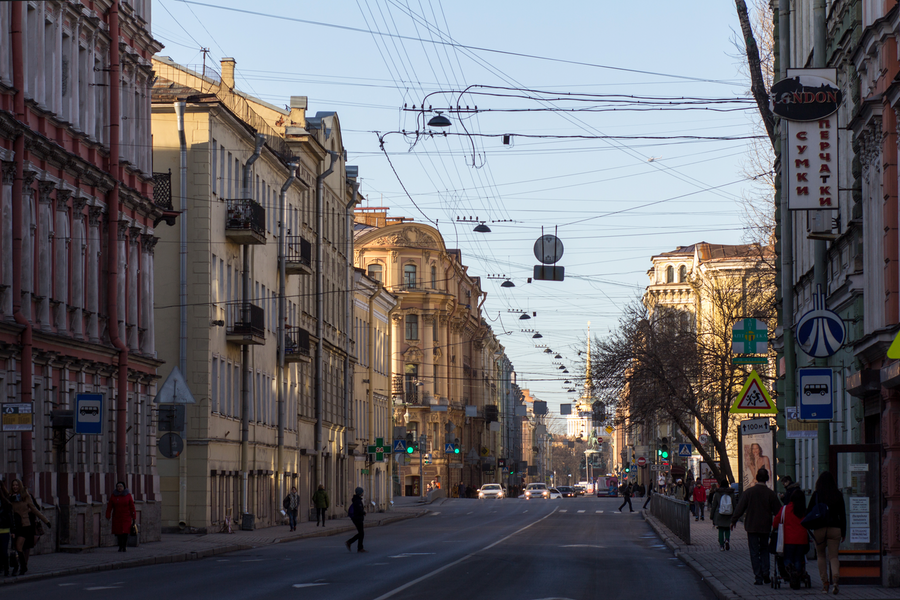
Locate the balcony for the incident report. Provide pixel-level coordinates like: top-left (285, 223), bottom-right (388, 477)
top-left (152, 171), bottom-right (173, 210)
top-left (283, 327), bottom-right (311, 363)
top-left (285, 236), bottom-right (313, 275)
top-left (225, 198), bottom-right (266, 245)
top-left (226, 303), bottom-right (265, 345)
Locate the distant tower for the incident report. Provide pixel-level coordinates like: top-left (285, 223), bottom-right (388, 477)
top-left (567, 322), bottom-right (596, 438)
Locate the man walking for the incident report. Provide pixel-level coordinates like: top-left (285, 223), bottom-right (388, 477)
top-left (283, 486), bottom-right (300, 531)
top-left (692, 482), bottom-right (707, 521)
top-left (345, 487), bottom-right (367, 553)
top-left (312, 484), bottom-right (329, 527)
top-left (618, 482), bottom-right (634, 512)
top-left (642, 483), bottom-right (653, 510)
top-left (731, 468), bottom-right (782, 585)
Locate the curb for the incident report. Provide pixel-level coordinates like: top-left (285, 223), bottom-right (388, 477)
top-left (642, 510), bottom-right (740, 600)
top-left (0, 511), bottom-right (425, 587)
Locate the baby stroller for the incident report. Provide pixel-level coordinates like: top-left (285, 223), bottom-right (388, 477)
top-left (769, 530), bottom-right (811, 590)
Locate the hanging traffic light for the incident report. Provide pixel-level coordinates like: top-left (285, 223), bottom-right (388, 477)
top-left (660, 445), bottom-right (669, 459)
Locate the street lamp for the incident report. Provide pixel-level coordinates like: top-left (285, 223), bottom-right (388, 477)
top-left (427, 111), bottom-right (452, 128)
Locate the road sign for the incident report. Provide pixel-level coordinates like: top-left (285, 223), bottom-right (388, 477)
top-left (740, 417), bottom-right (771, 436)
top-left (678, 444), bottom-right (692, 457)
top-left (730, 370), bottom-right (777, 414)
top-left (533, 235), bottom-right (564, 264)
top-left (367, 437), bottom-right (388, 462)
top-left (889, 330), bottom-right (900, 360)
top-left (650, 464), bottom-right (660, 471)
top-left (732, 318), bottom-right (768, 355)
top-left (1, 403), bottom-right (33, 432)
top-left (444, 443), bottom-right (455, 454)
top-left (75, 393), bottom-right (104, 435)
top-left (795, 287), bottom-right (845, 358)
top-left (698, 433), bottom-right (709, 445)
top-left (605, 425), bottom-right (614, 435)
top-left (636, 456), bottom-right (647, 467)
top-left (393, 439), bottom-right (407, 454)
top-left (798, 367), bottom-right (834, 420)
top-left (785, 407), bottom-right (818, 439)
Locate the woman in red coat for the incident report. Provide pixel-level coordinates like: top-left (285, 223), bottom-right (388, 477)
top-left (106, 481), bottom-right (136, 552)
top-left (772, 486), bottom-right (810, 589)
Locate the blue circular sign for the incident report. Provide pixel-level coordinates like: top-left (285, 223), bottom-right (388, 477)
top-left (795, 306), bottom-right (845, 358)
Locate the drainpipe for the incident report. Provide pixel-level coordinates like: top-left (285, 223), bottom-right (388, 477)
top-left (240, 134), bottom-right (265, 517)
top-left (315, 151), bottom-right (338, 488)
top-left (778, 0), bottom-right (797, 482)
top-left (10, 2), bottom-right (34, 489)
top-left (367, 282), bottom-right (377, 506)
top-left (346, 178), bottom-right (359, 500)
top-left (107, 1), bottom-right (129, 486)
top-left (174, 101), bottom-right (188, 527)
top-left (277, 160), bottom-right (298, 515)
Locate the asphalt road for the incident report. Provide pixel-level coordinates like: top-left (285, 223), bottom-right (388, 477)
top-left (15, 497), bottom-right (716, 600)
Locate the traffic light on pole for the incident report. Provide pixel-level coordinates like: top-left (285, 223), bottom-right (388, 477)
top-left (406, 433), bottom-right (417, 454)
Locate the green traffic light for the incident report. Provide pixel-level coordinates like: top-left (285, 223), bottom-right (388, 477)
top-left (661, 450), bottom-right (669, 458)
top-left (453, 446), bottom-right (460, 454)
top-left (407, 445), bottom-right (415, 454)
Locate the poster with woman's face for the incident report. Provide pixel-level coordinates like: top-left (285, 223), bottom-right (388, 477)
top-left (740, 435), bottom-right (774, 491)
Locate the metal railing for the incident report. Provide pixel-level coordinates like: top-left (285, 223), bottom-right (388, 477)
top-left (225, 198), bottom-right (266, 237)
top-left (226, 303), bottom-right (265, 339)
top-left (284, 328), bottom-right (311, 358)
top-left (285, 236), bottom-right (312, 267)
top-left (650, 493), bottom-right (691, 544)
top-left (153, 170), bottom-right (173, 210)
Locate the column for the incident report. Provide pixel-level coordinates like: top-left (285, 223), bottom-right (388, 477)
top-left (21, 170), bottom-right (37, 321)
top-left (127, 226), bottom-right (141, 351)
top-left (422, 311), bottom-right (434, 403)
top-left (141, 235), bottom-right (157, 356)
top-left (1, 161), bottom-right (13, 317)
top-left (70, 196), bottom-right (87, 340)
top-left (37, 180), bottom-right (55, 331)
top-left (86, 206), bottom-right (102, 343)
top-left (54, 188), bottom-right (72, 335)
top-left (391, 313), bottom-right (403, 400)
top-left (116, 221), bottom-right (128, 345)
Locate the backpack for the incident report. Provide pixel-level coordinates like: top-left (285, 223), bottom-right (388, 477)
top-left (282, 495), bottom-right (291, 511)
top-left (347, 502), bottom-right (357, 519)
top-left (718, 492), bottom-right (733, 515)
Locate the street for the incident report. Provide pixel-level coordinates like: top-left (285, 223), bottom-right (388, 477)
top-left (14, 497), bottom-right (715, 600)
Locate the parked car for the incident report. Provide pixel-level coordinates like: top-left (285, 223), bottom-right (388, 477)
top-left (477, 483), bottom-right (504, 499)
top-left (557, 486), bottom-right (576, 498)
top-left (523, 483), bottom-right (550, 499)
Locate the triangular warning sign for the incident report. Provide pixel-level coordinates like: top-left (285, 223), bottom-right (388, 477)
top-left (730, 370), bottom-right (776, 414)
top-left (888, 330), bottom-right (900, 359)
top-left (153, 367), bottom-right (196, 405)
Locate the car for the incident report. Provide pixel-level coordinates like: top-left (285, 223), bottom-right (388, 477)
top-left (523, 483), bottom-right (550, 499)
top-left (557, 486), bottom-right (576, 498)
top-left (573, 485), bottom-right (586, 496)
top-left (477, 483), bottom-right (504, 499)
top-left (548, 487), bottom-right (562, 499)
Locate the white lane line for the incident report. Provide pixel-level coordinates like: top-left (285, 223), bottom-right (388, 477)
top-left (559, 510), bottom-right (567, 513)
top-left (430, 512), bottom-right (441, 516)
top-left (86, 587), bottom-right (121, 591)
top-left (466, 512), bottom-right (473, 515)
top-left (292, 583), bottom-right (329, 588)
top-left (241, 559), bottom-right (263, 562)
top-left (372, 507), bottom-right (559, 600)
top-left (560, 544), bottom-right (605, 549)
top-left (577, 510), bottom-right (585, 513)
top-left (596, 510), bottom-right (603, 513)
top-left (58, 583), bottom-right (76, 587)
top-left (388, 552), bottom-right (436, 558)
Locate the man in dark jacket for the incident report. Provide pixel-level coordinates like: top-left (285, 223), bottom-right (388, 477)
top-left (618, 482), bottom-right (634, 512)
top-left (731, 468), bottom-right (782, 585)
top-left (345, 487), bottom-right (367, 553)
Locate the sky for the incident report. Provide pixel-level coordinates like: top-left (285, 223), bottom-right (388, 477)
top-left (152, 0), bottom-right (768, 427)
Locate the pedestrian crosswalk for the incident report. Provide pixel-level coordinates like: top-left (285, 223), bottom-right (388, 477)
top-left (553, 509), bottom-right (640, 515)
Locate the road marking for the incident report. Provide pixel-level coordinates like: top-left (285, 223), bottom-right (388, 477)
top-left (292, 583), bottom-right (328, 588)
top-left (560, 544), bottom-right (605, 549)
top-left (559, 510), bottom-right (567, 513)
top-left (372, 508), bottom-right (559, 600)
top-left (388, 552), bottom-right (436, 558)
top-left (86, 587), bottom-right (121, 591)
top-left (430, 512), bottom-right (441, 516)
top-left (577, 510), bottom-right (585, 513)
top-left (58, 583), bottom-right (76, 587)
top-left (596, 511), bottom-right (603, 513)
top-left (466, 512), bottom-right (473, 515)
top-left (241, 559), bottom-right (263, 562)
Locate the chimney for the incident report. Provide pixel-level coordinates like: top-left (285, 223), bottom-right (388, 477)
top-left (289, 96), bottom-right (307, 128)
top-left (220, 57), bottom-right (236, 89)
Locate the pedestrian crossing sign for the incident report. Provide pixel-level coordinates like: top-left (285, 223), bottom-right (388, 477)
top-left (888, 329), bottom-right (900, 359)
top-left (730, 370), bottom-right (776, 414)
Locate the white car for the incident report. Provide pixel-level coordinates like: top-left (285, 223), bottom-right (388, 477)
top-left (477, 483), bottom-right (504, 499)
top-left (523, 483), bottom-right (550, 499)
top-left (548, 487), bottom-right (562, 499)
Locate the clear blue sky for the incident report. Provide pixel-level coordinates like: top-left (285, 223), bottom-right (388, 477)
top-left (154, 0), bottom-right (765, 425)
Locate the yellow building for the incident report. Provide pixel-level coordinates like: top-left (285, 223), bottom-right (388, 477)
top-left (151, 57), bottom-right (358, 531)
top-left (354, 211), bottom-right (500, 494)
top-left (351, 269), bottom-right (398, 510)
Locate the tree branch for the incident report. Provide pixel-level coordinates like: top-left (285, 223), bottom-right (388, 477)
top-left (735, 0), bottom-right (776, 149)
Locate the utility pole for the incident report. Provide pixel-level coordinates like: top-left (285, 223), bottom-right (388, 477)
top-left (419, 433), bottom-right (427, 500)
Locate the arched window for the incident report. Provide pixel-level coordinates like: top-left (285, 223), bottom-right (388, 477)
top-left (405, 314), bottom-right (419, 340)
top-left (666, 265), bottom-right (674, 283)
top-left (367, 263), bottom-right (382, 282)
top-left (431, 265), bottom-right (437, 289)
top-left (404, 264), bottom-right (417, 288)
top-left (679, 265), bottom-right (687, 282)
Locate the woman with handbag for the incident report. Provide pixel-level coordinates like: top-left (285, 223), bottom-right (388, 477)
top-left (773, 487), bottom-right (810, 589)
top-left (7, 478), bottom-right (50, 576)
top-left (806, 471), bottom-right (846, 594)
top-left (106, 481), bottom-right (136, 553)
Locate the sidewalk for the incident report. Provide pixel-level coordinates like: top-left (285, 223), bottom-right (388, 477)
top-left (1, 498), bottom-right (429, 586)
top-left (643, 510), bottom-right (899, 600)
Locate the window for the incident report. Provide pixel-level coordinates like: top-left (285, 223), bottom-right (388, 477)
top-left (431, 265), bottom-right (437, 289)
top-left (666, 265), bottom-right (674, 283)
top-left (404, 264), bottom-right (417, 288)
top-left (432, 317), bottom-right (439, 342)
top-left (212, 139), bottom-right (218, 195)
top-left (368, 263), bottom-right (382, 282)
top-left (679, 265), bottom-right (687, 282)
top-left (405, 364), bottom-right (419, 401)
top-left (405, 314), bottom-right (418, 340)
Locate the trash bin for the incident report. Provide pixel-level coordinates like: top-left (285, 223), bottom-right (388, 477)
top-left (241, 513), bottom-right (255, 531)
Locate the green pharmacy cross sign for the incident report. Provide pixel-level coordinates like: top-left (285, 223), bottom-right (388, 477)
top-left (368, 438), bottom-right (388, 462)
top-left (732, 318), bottom-right (768, 364)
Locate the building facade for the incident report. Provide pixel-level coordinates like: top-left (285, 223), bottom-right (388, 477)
top-left (151, 57), bottom-right (358, 531)
top-left (0, 0), bottom-right (167, 552)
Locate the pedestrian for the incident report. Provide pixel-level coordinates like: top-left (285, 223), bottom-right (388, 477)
top-left (283, 486), bottom-right (300, 531)
top-left (0, 478), bottom-right (12, 577)
top-left (618, 482), bottom-right (634, 512)
top-left (730, 468), bottom-right (781, 585)
top-left (642, 483), bottom-right (653, 510)
top-left (707, 482), bottom-right (718, 519)
top-left (345, 487), bottom-right (367, 553)
top-left (312, 484), bottom-right (329, 527)
top-left (657, 473), bottom-right (666, 495)
top-left (710, 478), bottom-right (735, 550)
top-left (458, 481), bottom-right (466, 499)
top-left (807, 471), bottom-right (846, 595)
top-left (778, 474), bottom-right (801, 505)
top-left (105, 481), bottom-right (135, 553)
top-left (773, 486), bottom-right (810, 589)
top-left (8, 478), bottom-right (50, 575)
top-left (692, 481), bottom-right (707, 521)
top-left (673, 478), bottom-right (687, 501)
